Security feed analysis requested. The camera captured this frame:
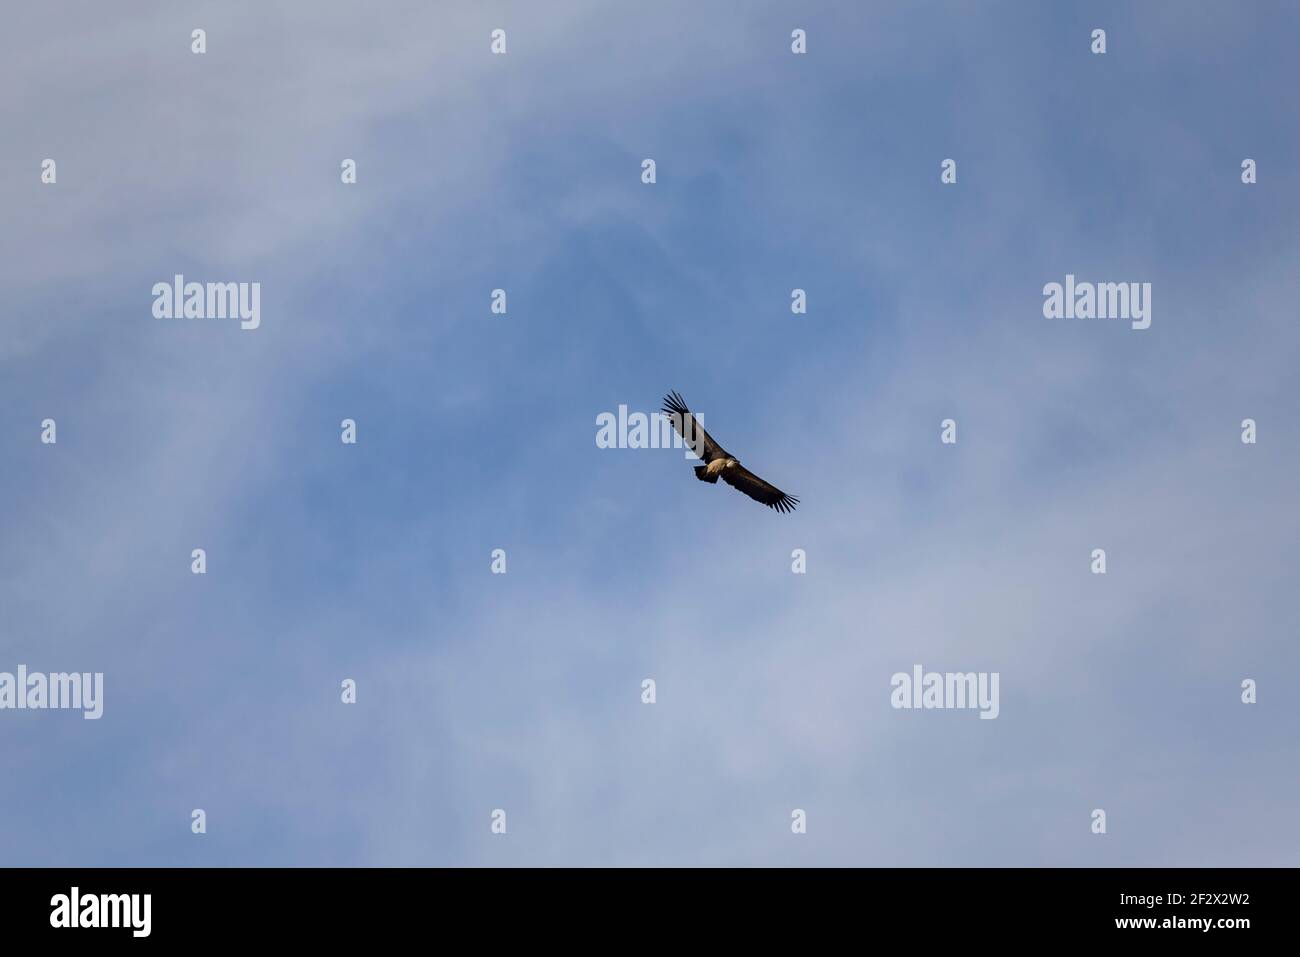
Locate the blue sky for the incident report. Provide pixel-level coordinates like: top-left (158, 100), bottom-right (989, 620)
top-left (2, 1), bottom-right (1297, 866)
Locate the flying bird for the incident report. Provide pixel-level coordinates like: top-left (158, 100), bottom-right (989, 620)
top-left (661, 390), bottom-right (800, 513)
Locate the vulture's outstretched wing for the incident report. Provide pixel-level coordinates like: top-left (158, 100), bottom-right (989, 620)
top-left (720, 464), bottom-right (800, 513)
top-left (661, 391), bottom-right (727, 461)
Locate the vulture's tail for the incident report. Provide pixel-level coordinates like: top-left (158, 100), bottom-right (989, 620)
top-left (694, 465), bottom-right (719, 484)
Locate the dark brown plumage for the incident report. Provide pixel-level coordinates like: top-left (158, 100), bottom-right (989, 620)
top-left (661, 391), bottom-right (800, 513)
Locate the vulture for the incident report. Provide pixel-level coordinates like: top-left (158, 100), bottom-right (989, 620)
top-left (661, 391), bottom-right (800, 513)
